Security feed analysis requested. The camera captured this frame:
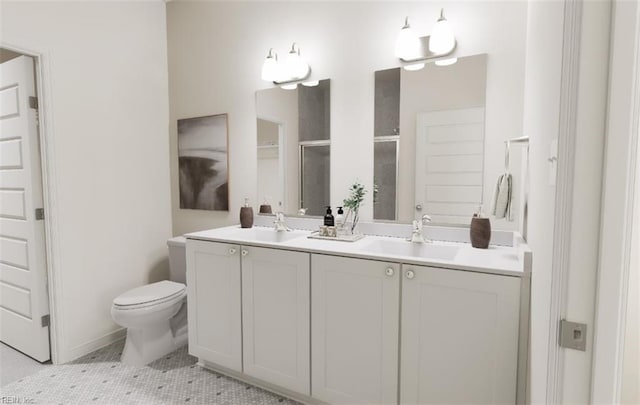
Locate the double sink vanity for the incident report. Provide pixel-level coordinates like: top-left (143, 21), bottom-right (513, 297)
top-left (184, 218), bottom-right (531, 405)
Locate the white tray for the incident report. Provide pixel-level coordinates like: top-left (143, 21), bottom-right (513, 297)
top-left (307, 231), bottom-right (365, 242)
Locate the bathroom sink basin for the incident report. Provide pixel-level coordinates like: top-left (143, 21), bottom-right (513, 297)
top-left (228, 227), bottom-right (306, 243)
top-left (361, 239), bottom-right (459, 261)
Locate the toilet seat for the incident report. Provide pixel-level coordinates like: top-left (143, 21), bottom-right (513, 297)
top-left (113, 280), bottom-right (186, 310)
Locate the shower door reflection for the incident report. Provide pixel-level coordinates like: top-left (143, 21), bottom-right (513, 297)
top-left (299, 143), bottom-right (330, 216)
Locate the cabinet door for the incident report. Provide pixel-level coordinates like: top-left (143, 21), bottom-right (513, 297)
top-left (400, 265), bottom-right (521, 404)
top-left (311, 254), bottom-right (400, 404)
top-left (241, 246), bottom-right (310, 395)
top-left (186, 239), bottom-right (242, 372)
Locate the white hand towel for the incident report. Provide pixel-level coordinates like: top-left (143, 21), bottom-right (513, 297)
top-left (491, 173), bottom-right (513, 219)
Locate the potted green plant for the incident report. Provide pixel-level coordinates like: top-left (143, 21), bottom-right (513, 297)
top-left (343, 181), bottom-right (367, 234)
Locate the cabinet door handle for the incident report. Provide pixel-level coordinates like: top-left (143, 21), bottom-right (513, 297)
top-left (385, 267), bottom-right (395, 277)
top-left (241, 249), bottom-right (249, 257)
top-left (229, 248), bottom-right (237, 255)
top-left (405, 269), bottom-right (415, 280)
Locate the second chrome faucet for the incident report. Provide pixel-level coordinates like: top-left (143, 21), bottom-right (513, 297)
top-left (410, 214), bottom-right (432, 243)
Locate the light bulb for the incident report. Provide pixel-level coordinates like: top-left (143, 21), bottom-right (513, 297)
top-left (395, 17), bottom-right (421, 60)
top-left (261, 49), bottom-right (279, 82)
top-left (429, 9), bottom-right (456, 55)
top-left (281, 83), bottom-right (298, 90)
top-left (285, 43), bottom-right (310, 80)
top-left (435, 57), bottom-right (457, 66)
top-left (403, 62), bottom-right (425, 71)
top-left (301, 80), bottom-right (319, 87)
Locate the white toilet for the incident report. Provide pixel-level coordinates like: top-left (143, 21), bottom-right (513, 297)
top-left (111, 236), bottom-right (188, 366)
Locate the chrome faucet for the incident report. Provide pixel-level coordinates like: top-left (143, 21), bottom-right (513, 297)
top-left (274, 212), bottom-right (290, 232)
top-left (409, 214), bottom-right (432, 243)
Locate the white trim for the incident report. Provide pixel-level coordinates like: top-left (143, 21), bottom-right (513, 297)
top-left (0, 42), bottom-right (63, 365)
top-left (60, 329), bottom-right (126, 364)
top-left (546, 1), bottom-right (583, 402)
top-left (592, 0), bottom-right (640, 402)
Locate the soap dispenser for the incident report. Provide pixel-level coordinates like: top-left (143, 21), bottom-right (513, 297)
top-left (240, 198), bottom-right (254, 228)
top-left (324, 206), bottom-right (335, 226)
top-left (259, 196), bottom-right (272, 214)
top-left (470, 205), bottom-right (491, 249)
top-left (335, 207), bottom-right (345, 229)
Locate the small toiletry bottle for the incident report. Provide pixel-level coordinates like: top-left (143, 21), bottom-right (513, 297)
top-left (335, 207), bottom-right (345, 229)
top-left (470, 205), bottom-right (491, 249)
top-left (324, 206), bottom-right (335, 226)
top-left (240, 198), bottom-right (254, 228)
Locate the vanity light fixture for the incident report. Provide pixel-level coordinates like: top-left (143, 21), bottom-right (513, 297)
top-left (261, 43), bottom-right (312, 88)
top-left (395, 9), bottom-right (457, 70)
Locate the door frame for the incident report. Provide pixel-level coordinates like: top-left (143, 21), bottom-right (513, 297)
top-left (547, 0), bottom-right (639, 402)
top-left (591, 0), bottom-right (640, 402)
top-left (1, 42), bottom-right (62, 364)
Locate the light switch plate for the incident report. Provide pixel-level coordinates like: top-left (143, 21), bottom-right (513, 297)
top-left (559, 319), bottom-right (587, 351)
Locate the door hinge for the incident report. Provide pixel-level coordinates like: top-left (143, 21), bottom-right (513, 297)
top-left (41, 314), bottom-right (50, 327)
top-left (559, 319), bottom-right (587, 351)
top-left (35, 208), bottom-right (44, 220)
top-left (29, 96), bottom-right (38, 110)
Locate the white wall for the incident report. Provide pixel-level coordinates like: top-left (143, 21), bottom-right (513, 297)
top-left (167, 1), bottom-right (527, 236)
top-left (1, 1), bottom-right (172, 363)
top-left (521, 1), bottom-right (565, 402)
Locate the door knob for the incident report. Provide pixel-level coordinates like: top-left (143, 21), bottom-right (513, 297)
top-left (385, 267), bottom-right (395, 277)
top-left (406, 270), bottom-right (415, 280)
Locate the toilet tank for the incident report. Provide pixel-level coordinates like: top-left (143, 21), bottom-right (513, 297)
top-left (167, 236), bottom-right (186, 284)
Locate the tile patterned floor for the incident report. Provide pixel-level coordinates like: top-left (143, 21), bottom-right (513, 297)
top-left (0, 340), bottom-right (299, 405)
top-left (0, 342), bottom-right (51, 387)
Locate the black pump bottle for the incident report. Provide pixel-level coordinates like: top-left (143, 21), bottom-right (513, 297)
top-left (324, 206), bottom-right (335, 226)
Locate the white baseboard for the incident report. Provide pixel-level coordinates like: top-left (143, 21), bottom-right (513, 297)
top-left (57, 328), bottom-right (126, 364)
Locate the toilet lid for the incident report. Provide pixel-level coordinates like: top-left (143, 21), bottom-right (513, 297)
top-left (113, 280), bottom-right (186, 307)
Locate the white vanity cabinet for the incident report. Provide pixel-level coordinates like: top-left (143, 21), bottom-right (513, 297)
top-left (400, 264), bottom-right (521, 404)
top-left (186, 239), bottom-right (311, 395)
top-left (185, 226), bottom-right (529, 405)
top-left (240, 246), bottom-right (310, 395)
top-left (311, 254), bottom-right (400, 404)
top-left (186, 239), bottom-right (242, 372)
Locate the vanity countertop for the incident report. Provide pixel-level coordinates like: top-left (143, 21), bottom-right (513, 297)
top-left (186, 225), bottom-right (531, 278)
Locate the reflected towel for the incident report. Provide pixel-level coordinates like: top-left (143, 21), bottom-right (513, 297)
top-left (491, 173), bottom-right (513, 220)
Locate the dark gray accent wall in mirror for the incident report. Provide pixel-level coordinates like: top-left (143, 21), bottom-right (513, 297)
top-left (256, 79), bottom-right (331, 217)
top-left (373, 55), bottom-right (488, 224)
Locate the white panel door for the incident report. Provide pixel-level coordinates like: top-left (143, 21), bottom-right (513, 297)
top-left (186, 239), bottom-right (242, 372)
top-left (400, 265), bottom-right (521, 404)
top-left (415, 108), bottom-right (485, 224)
top-left (241, 246), bottom-right (310, 395)
top-left (0, 55), bottom-right (50, 362)
top-left (311, 254), bottom-right (399, 404)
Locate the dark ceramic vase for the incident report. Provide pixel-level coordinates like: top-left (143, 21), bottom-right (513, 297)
top-left (259, 204), bottom-right (272, 214)
top-left (470, 217), bottom-right (491, 249)
top-left (240, 206), bottom-right (254, 228)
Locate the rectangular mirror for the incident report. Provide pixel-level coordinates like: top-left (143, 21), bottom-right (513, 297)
top-left (256, 79), bottom-right (331, 217)
top-left (373, 54), bottom-right (492, 225)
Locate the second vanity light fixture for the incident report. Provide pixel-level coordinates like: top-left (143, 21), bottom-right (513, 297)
top-left (395, 9), bottom-right (457, 70)
top-left (261, 43), bottom-right (316, 90)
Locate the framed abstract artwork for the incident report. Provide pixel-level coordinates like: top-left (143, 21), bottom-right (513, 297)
top-left (177, 113), bottom-right (229, 211)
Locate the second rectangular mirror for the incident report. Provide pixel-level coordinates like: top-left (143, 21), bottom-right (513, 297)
top-left (256, 79), bottom-right (331, 217)
top-left (374, 54), bottom-right (488, 224)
